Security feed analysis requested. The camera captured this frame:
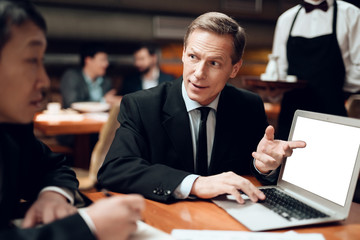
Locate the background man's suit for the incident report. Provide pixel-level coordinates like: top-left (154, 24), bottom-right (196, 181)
top-left (98, 77), bottom-right (269, 202)
top-left (119, 71), bottom-right (174, 95)
top-left (60, 68), bottom-right (112, 109)
top-left (0, 123), bottom-right (94, 239)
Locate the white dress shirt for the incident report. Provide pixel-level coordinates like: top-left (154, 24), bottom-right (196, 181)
top-left (141, 67), bottom-right (160, 90)
top-left (173, 81), bottom-right (220, 199)
top-left (271, 0), bottom-right (360, 92)
top-left (82, 72), bottom-right (106, 102)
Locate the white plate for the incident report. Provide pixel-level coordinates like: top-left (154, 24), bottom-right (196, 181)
top-left (71, 102), bottom-right (110, 113)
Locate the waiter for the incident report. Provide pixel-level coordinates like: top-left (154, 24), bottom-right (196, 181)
top-left (270, 0), bottom-right (360, 140)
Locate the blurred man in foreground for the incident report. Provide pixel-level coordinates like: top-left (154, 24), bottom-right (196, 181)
top-left (0, 1), bottom-right (144, 239)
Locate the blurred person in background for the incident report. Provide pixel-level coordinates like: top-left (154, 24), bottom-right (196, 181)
top-left (119, 43), bottom-right (175, 95)
top-left (60, 43), bottom-right (120, 109)
top-left (58, 44), bottom-right (122, 147)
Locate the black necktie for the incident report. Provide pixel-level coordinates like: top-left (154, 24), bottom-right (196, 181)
top-left (196, 107), bottom-right (211, 176)
top-left (302, 1), bottom-right (328, 13)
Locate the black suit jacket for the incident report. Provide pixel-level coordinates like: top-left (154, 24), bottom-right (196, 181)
top-left (119, 70), bottom-right (174, 95)
top-left (98, 77), bottom-right (269, 202)
top-left (60, 68), bottom-right (112, 108)
top-left (0, 123), bottom-right (94, 240)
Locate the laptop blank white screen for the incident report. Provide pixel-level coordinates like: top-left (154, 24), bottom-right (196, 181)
top-left (282, 116), bottom-right (360, 206)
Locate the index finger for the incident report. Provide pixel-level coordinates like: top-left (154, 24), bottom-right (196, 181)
top-left (288, 140), bottom-right (306, 150)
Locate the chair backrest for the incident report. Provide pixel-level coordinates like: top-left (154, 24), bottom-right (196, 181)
top-left (346, 94), bottom-right (360, 119)
top-left (88, 104), bottom-right (120, 182)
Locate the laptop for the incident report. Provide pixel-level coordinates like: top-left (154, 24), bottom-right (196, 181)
top-left (212, 110), bottom-right (360, 231)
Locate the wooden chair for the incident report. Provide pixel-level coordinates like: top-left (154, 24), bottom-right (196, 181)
top-left (75, 104), bottom-right (121, 190)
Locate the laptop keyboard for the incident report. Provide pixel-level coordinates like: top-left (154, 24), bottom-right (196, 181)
top-left (259, 188), bottom-right (329, 221)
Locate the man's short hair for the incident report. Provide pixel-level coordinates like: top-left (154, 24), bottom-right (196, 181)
top-left (80, 42), bottom-right (107, 67)
top-left (134, 42), bottom-right (158, 56)
top-left (0, 0), bottom-right (46, 54)
top-left (184, 12), bottom-right (246, 64)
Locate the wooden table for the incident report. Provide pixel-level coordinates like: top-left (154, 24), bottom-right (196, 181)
top-left (243, 76), bottom-right (307, 103)
top-left (34, 113), bottom-right (107, 169)
top-left (85, 176), bottom-right (360, 240)
top-left (34, 118), bottom-right (104, 135)
top-left (243, 76), bottom-right (307, 89)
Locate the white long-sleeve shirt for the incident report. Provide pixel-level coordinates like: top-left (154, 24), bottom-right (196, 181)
top-left (271, 0), bottom-right (360, 92)
top-left (39, 187), bottom-right (97, 234)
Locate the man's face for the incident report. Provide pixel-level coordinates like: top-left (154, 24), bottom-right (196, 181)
top-left (86, 52), bottom-right (109, 77)
top-left (0, 21), bottom-right (49, 123)
top-left (182, 29), bottom-right (242, 106)
top-left (134, 48), bottom-right (156, 74)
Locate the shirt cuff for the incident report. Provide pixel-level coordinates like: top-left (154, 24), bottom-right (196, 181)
top-left (173, 174), bottom-right (200, 199)
top-left (40, 186), bottom-right (75, 205)
top-left (78, 208), bottom-right (97, 235)
top-left (253, 159), bottom-right (279, 183)
top-left (252, 158), bottom-right (277, 177)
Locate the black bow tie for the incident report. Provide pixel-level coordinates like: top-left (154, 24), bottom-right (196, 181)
top-left (302, 1), bottom-right (329, 13)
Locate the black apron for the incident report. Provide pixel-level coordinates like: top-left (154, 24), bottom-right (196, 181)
top-left (277, 0), bottom-right (347, 140)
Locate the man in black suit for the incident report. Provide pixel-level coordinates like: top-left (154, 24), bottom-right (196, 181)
top-left (0, 1), bottom-right (143, 239)
top-left (119, 43), bottom-right (175, 95)
top-left (98, 12), bottom-right (306, 203)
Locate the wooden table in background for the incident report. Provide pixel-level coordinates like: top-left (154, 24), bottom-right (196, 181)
top-left (34, 118), bottom-right (104, 136)
top-left (34, 115), bottom-right (106, 169)
top-left (243, 76), bottom-right (307, 102)
top-left (85, 176), bottom-right (360, 240)
top-left (243, 75), bottom-right (307, 92)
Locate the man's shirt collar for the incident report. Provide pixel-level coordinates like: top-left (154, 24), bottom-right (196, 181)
top-left (181, 80), bottom-right (220, 112)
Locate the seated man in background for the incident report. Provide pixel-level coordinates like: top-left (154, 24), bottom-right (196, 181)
top-left (119, 43), bottom-right (175, 95)
top-left (0, 1), bottom-right (144, 239)
top-left (60, 43), bottom-right (119, 109)
top-left (98, 12), bottom-right (306, 203)
top-left (58, 43), bottom-right (121, 147)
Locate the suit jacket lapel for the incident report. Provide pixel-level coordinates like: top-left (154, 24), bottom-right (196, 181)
top-left (208, 86), bottom-right (235, 174)
top-left (162, 78), bottom-right (195, 172)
